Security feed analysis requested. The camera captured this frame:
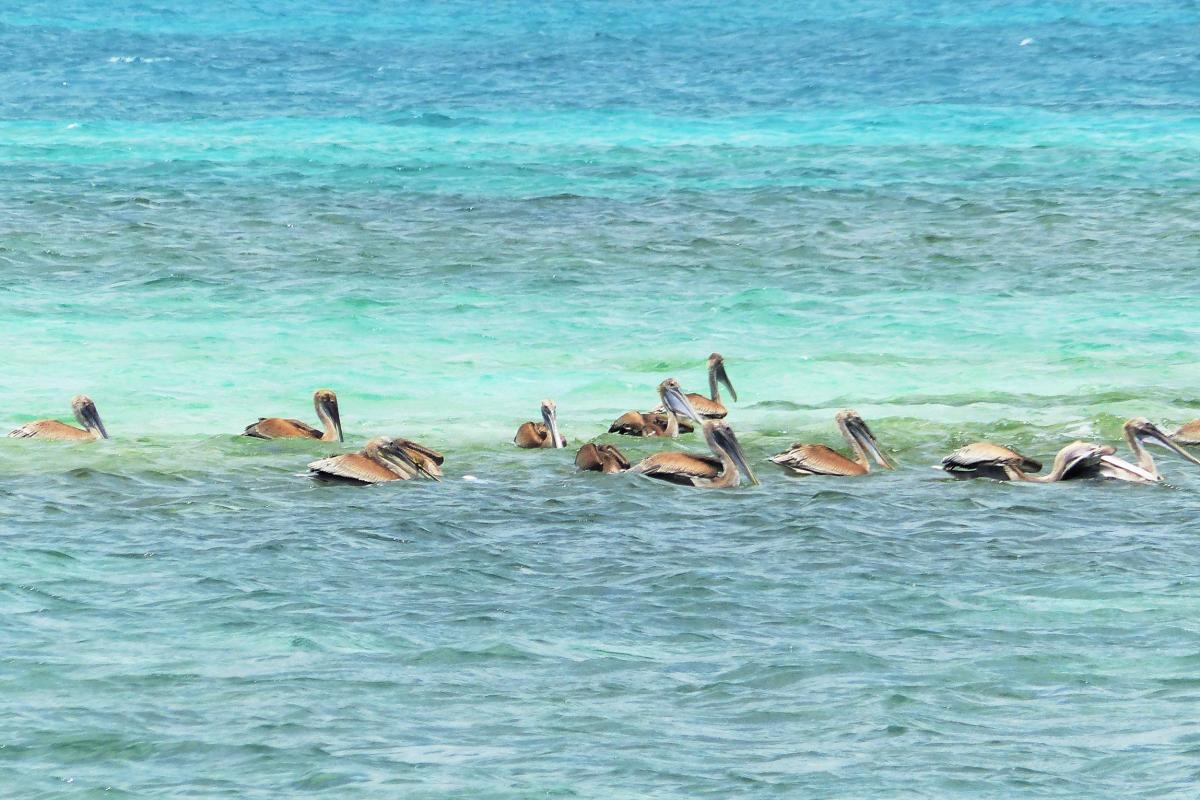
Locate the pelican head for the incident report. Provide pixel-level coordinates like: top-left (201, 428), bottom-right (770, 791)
top-left (313, 388), bottom-right (343, 442)
top-left (708, 352), bottom-right (737, 403)
top-left (1126, 417), bottom-right (1200, 467)
top-left (374, 436), bottom-right (440, 481)
top-left (540, 398), bottom-right (563, 449)
top-left (1055, 440), bottom-right (1114, 479)
top-left (659, 378), bottom-right (704, 425)
top-left (71, 394), bottom-right (108, 439)
top-left (704, 420), bottom-right (760, 486)
top-left (836, 409), bottom-right (894, 469)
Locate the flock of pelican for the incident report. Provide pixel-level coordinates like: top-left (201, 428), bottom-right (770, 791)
top-left (9, 354), bottom-right (1200, 489)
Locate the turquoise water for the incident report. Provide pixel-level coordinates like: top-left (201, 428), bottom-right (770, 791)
top-left (4, 2), bottom-right (1200, 797)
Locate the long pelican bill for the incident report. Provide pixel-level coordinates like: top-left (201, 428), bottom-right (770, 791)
top-left (78, 399), bottom-right (109, 439)
top-left (1099, 453), bottom-right (1158, 482)
top-left (321, 394), bottom-right (344, 442)
top-left (1140, 423), bottom-right (1200, 468)
top-left (846, 416), bottom-right (892, 469)
top-left (663, 382), bottom-right (704, 425)
top-left (382, 440), bottom-right (441, 481)
top-left (713, 424), bottom-right (759, 485)
top-left (714, 360), bottom-right (737, 403)
top-left (541, 400), bottom-right (563, 449)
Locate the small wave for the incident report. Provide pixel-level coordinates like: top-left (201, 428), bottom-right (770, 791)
top-left (107, 56), bottom-right (174, 64)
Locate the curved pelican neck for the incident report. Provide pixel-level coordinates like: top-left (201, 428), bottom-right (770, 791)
top-left (703, 427), bottom-right (739, 488)
top-left (837, 417), bottom-right (869, 469)
top-left (1124, 427), bottom-right (1157, 476)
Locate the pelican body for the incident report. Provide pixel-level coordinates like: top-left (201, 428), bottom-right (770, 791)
top-left (610, 379), bottom-right (701, 438)
top-left (631, 420), bottom-right (759, 489)
top-left (939, 442), bottom-right (1043, 481)
top-left (308, 437), bottom-right (441, 484)
top-left (771, 410), bottom-right (893, 477)
top-left (1092, 418), bottom-right (1200, 483)
top-left (244, 389), bottom-right (343, 442)
top-left (574, 443), bottom-right (630, 474)
top-left (514, 400), bottom-right (565, 449)
top-left (9, 395), bottom-right (109, 441)
top-left (661, 353), bottom-right (736, 418)
top-left (1171, 420), bottom-right (1200, 447)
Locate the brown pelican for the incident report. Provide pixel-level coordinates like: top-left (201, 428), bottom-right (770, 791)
top-left (770, 410), bottom-right (894, 476)
top-left (942, 440), bottom-right (1124, 483)
top-left (574, 443), bottom-right (630, 473)
top-left (1004, 441), bottom-right (1120, 483)
top-left (8, 395), bottom-right (109, 441)
top-left (1171, 419), bottom-right (1200, 446)
top-left (654, 353), bottom-right (736, 418)
top-left (244, 389), bottom-right (343, 441)
top-left (939, 442), bottom-right (1042, 481)
top-left (308, 436), bottom-right (441, 484)
top-left (609, 379), bottom-right (701, 437)
top-left (514, 399), bottom-right (565, 449)
top-left (1090, 418), bottom-right (1200, 483)
top-left (630, 420), bottom-right (760, 489)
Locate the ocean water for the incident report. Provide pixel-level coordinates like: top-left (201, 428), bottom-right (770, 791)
top-left (4, 1), bottom-right (1200, 797)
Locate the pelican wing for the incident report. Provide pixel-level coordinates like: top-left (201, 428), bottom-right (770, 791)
top-left (609, 411), bottom-right (648, 436)
top-left (1173, 419), bottom-right (1200, 446)
top-left (632, 452), bottom-right (722, 486)
top-left (941, 442), bottom-right (1041, 473)
top-left (308, 453), bottom-right (403, 484)
top-left (576, 443), bottom-right (630, 473)
top-left (244, 417), bottom-right (322, 439)
top-left (771, 444), bottom-right (866, 476)
top-left (514, 421), bottom-right (548, 448)
top-left (7, 420), bottom-right (93, 440)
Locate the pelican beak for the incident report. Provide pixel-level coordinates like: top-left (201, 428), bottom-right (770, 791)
top-left (384, 443), bottom-right (440, 481)
top-left (542, 403), bottom-right (564, 449)
top-left (714, 425), bottom-right (760, 486)
top-left (1141, 426), bottom-right (1200, 468)
top-left (1100, 453), bottom-right (1159, 482)
top-left (848, 418), bottom-right (893, 469)
top-left (322, 396), bottom-right (343, 442)
top-left (81, 403), bottom-right (109, 439)
top-left (714, 360), bottom-right (737, 403)
top-left (663, 384), bottom-right (704, 425)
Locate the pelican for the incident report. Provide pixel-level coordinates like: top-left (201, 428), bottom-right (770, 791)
top-left (308, 436), bottom-right (440, 484)
top-left (609, 379), bottom-right (701, 437)
top-left (1004, 441), bottom-right (1123, 483)
top-left (654, 353), bottom-right (737, 418)
top-left (939, 442), bottom-right (1042, 481)
top-left (1171, 419), bottom-right (1200, 447)
top-left (770, 410), bottom-right (894, 476)
top-left (514, 399), bottom-right (565, 449)
top-left (243, 389), bottom-right (343, 442)
top-left (941, 440), bottom-right (1132, 483)
top-left (574, 443), bottom-right (630, 474)
top-left (1091, 417), bottom-right (1200, 483)
top-left (630, 420), bottom-right (760, 488)
top-left (8, 395), bottom-right (109, 441)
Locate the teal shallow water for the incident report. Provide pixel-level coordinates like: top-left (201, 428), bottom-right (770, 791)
top-left (4, 1), bottom-right (1200, 797)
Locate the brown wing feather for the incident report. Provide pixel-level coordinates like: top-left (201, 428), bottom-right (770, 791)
top-left (7, 420), bottom-right (94, 440)
top-left (942, 442), bottom-right (1041, 472)
top-left (609, 411), bottom-right (648, 436)
top-left (514, 421), bottom-right (549, 448)
top-left (632, 451), bottom-right (723, 485)
top-left (575, 443), bottom-right (630, 473)
top-left (244, 417), bottom-right (322, 439)
top-left (770, 444), bottom-right (866, 476)
top-left (1172, 419), bottom-right (1200, 446)
top-left (308, 453), bottom-right (404, 484)
top-left (684, 393), bottom-right (727, 419)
